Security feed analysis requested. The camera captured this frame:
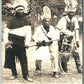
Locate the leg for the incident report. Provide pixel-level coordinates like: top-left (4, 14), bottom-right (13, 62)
top-left (35, 59), bottom-right (42, 76)
top-left (4, 47), bottom-right (17, 79)
top-left (61, 62), bottom-right (68, 72)
top-left (18, 49), bottom-right (28, 79)
top-left (61, 55), bottom-right (68, 73)
top-left (18, 47), bottom-right (33, 82)
top-left (50, 42), bottom-right (59, 77)
top-left (11, 68), bottom-right (17, 77)
top-left (10, 68), bottom-right (17, 80)
top-left (73, 51), bottom-right (82, 73)
top-left (11, 55), bottom-right (17, 77)
top-left (18, 45), bottom-right (33, 82)
top-left (11, 55), bottom-right (17, 78)
top-left (35, 59), bottom-right (42, 70)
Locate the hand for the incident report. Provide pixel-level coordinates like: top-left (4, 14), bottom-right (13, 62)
top-left (36, 40), bottom-right (46, 46)
top-left (8, 41), bottom-right (13, 44)
top-left (76, 41), bottom-right (79, 47)
top-left (36, 42), bottom-right (42, 46)
top-left (5, 43), bottom-right (12, 48)
top-left (48, 41), bottom-right (53, 45)
top-left (42, 40), bottom-right (53, 46)
top-left (5, 41), bottom-right (13, 48)
top-left (42, 40), bottom-right (46, 46)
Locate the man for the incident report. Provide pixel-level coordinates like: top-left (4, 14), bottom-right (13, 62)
top-left (33, 6), bottom-right (60, 78)
top-left (56, 7), bottom-right (82, 73)
top-left (3, 5), bottom-right (33, 81)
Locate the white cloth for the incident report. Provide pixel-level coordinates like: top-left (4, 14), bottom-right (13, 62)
top-left (3, 26), bottom-right (31, 46)
top-left (33, 25), bottom-right (59, 72)
top-left (3, 27), bottom-right (10, 44)
top-left (34, 46), bottom-right (51, 60)
top-left (57, 15), bottom-right (79, 41)
top-left (49, 41), bottom-right (59, 72)
top-left (33, 25), bottom-right (58, 60)
top-left (33, 25), bottom-right (59, 42)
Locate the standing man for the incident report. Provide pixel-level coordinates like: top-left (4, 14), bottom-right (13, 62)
top-left (56, 7), bottom-right (82, 73)
top-left (33, 6), bottom-right (60, 78)
top-left (3, 5), bottom-right (33, 81)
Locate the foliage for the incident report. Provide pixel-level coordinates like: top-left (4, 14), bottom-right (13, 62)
top-left (2, 0), bottom-right (83, 32)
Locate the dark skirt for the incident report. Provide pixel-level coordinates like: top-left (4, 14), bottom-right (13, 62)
top-left (4, 34), bottom-right (26, 69)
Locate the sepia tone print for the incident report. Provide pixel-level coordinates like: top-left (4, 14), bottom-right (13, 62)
top-left (2, 0), bottom-right (83, 84)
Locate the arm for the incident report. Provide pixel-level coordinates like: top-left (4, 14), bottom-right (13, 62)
top-left (74, 18), bottom-right (80, 42)
top-left (75, 29), bottom-right (79, 42)
top-left (33, 27), bottom-right (40, 42)
top-left (55, 27), bottom-right (61, 41)
top-left (74, 17), bottom-right (80, 47)
top-left (56, 17), bottom-right (64, 41)
top-left (25, 26), bottom-right (31, 46)
top-left (48, 26), bottom-right (60, 45)
top-left (75, 29), bottom-right (79, 47)
top-left (3, 27), bottom-right (10, 44)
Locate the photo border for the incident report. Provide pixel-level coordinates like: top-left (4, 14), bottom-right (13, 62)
top-left (0, 0), bottom-right (84, 84)
top-left (0, 0), bottom-right (1, 83)
top-left (83, 0), bottom-right (84, 83)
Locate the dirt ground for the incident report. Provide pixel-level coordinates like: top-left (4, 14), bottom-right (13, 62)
top-left (1, 34), bottom-right (83, 84)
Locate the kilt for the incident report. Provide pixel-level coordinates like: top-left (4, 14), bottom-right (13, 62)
top-left (4, 34), bottom-right (27, 69)
top-left (33, 46), bottom-right (51, 61)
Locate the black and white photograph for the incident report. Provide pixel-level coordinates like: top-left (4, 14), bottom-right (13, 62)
top-left (1, 0), bottom-right (83, 84)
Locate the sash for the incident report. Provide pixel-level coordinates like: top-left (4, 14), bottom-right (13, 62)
top-left (41, 27), bottom-right (52, 40)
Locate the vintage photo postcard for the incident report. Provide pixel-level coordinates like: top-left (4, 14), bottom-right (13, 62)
top-left (1, 0), bottom-right (83, 84)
